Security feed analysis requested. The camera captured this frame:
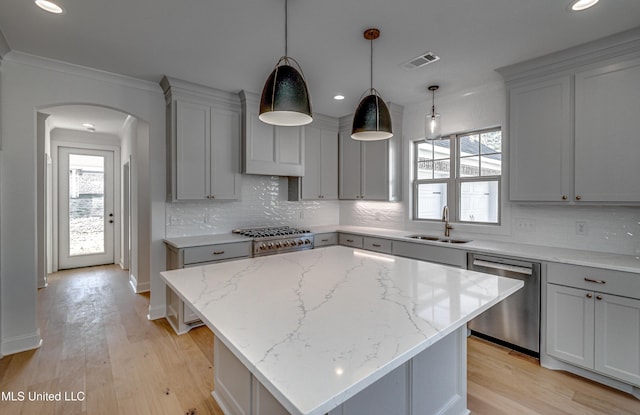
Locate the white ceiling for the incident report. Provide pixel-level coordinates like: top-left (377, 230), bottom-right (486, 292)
top-left (42, 105), bottom-right (130, 136)
top-left (1, 0), bottom-right (640, 119)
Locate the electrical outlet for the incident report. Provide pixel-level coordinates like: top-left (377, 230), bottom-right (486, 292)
top-left (516, 218), bottom-right (536, 232)
top-left (575, 221), bottom-right (588, 236)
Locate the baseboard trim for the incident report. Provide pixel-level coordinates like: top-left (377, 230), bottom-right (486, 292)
top-left (1, 330), bottom-right (43, 357)
top-left (147, 304), bottom-right (166, 321)
top-left (128, 273), bottom-right (150, 294)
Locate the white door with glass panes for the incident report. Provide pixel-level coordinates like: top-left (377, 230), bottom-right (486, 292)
top-left (58, 147), bottom-right (115, 269)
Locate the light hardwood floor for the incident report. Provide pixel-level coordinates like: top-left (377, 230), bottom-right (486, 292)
top-left (0, 265), bottom-right (638, 414)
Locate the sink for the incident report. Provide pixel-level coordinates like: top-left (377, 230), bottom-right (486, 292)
top-left (407, 235), bottom-right (440, 241)
top-left (406, 235), bottom-right (471, 244)
top-left (438, 239), bottom-right (470, 244)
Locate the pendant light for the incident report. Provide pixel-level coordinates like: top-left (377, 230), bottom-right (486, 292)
top-left (425, 85), bottom-right (441, 140)
top-left (351, 28), bottom-right (393, 141)
top-left (259, 0), bottom-right (313, 126)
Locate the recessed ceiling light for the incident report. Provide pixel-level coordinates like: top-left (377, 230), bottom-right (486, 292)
top-left (569, 0), bottom-right (599, 11)
top-left (333, 95), bottom-right (345, 100)
top-left (82, 123), bottom-right (95, 128)
top-left (35, 0), bottom-right (65, 14)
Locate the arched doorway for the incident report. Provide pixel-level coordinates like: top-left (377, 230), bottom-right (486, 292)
top-left (37, 104), bottom-right (142, 290)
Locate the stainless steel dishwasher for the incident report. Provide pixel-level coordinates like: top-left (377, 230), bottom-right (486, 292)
top-left (467, 253), bottom-right (541, 357)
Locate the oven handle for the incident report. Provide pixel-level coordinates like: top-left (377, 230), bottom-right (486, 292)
top-left (472, 259), bottom-right (533, 276)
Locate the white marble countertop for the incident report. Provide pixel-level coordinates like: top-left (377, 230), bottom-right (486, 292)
top-left (160, 246), bottom-right (522, 415)
top-left (312, 225), bottom-right (640, 274)
top-left (163, 233), bottom-right (251, 249)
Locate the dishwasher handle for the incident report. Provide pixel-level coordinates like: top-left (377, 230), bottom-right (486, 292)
top-left (472, 259), bottom-right (533, 276)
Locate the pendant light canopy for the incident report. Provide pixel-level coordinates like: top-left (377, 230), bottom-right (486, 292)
top-left (259, 0), bottom-right (313, 126)
top-left (425, 85), bottom-right (441, 140)
top-left (351, 28), bottom-right (393, 141)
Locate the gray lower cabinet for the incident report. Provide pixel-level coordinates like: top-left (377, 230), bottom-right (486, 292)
top-left (165, 241), bottom-right (251, 334)
top-left (338, 233), bottom-right (364, 249)
top-left (392, 240), bottom-right (466, 268)
top-left (363, 237), bottom-right (392, 254)
top-left (314, 232), bottom-right (338, 247)
top-left (546, 263), bottom-right (640, 388)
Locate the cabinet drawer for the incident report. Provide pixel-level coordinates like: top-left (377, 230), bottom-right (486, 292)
top-left (183, 241), bottom-right (251, 265)
top-left (548, 263), bottom-right (640, 299)
top-left (392, 241), bottom-right (466, 268)
top-left (363, 237), bottom-right (392, 254)
top-left (315, 232), bottom-right (338, 247)
top-left (339, 233), bottom-right (364, 248)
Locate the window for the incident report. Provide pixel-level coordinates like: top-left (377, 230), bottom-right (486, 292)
top-left (413, 127), bottom-right (502, 224)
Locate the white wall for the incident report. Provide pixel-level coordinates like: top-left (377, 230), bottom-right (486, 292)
top-left (340, 82), bottom-right (640, 257)
top-left (0, 52), bottom-right (166, 356)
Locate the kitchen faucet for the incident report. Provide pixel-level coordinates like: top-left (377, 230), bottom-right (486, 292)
top-left (442, 206), bottom-right (453, 237)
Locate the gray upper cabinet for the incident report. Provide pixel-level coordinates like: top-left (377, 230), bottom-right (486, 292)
top-left (508, 76), bottom-right (573, 202)
top-left (162, 76), bottom-right (241, 201)
top-left (338, 103), bottom-right (403, 201)
top-left (239, 90), bottom-right (305, 177)
top-left (499, 30), bottom-right (640, 203)
top-left (289, 114), bottom-right (339, 201)
top-left (574, 57), bottom-right (640, 202)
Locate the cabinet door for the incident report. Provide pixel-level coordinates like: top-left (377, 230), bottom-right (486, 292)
top-left (509, 76), bottom-right (572, 201)
top-left (546, 284), bottom-right (594, 369)
top-left (301, 125), bottom-right (322, 199)
top-left (210, 106), bottom-right (240, 199)
top-left (362, 140), bottom-right (389, 200)
top-left (176, 100), bottom-right (210, 200)
top-left (595, 294), bottom-right (640, 386)
top-left (575, 57), bottom-right (640, 202)
top-left (319, 129), bottom-right (339, 199)
top-left (275, 125), bottom-right (304, 174)
top-left (339, 132), bottom-right (362, 199)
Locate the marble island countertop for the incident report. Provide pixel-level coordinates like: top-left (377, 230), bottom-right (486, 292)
top-left (160, 246), bottom-right (523, 415)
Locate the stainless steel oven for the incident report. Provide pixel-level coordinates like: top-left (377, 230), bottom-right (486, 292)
top-left (467, 253), bottom-right (541, 357)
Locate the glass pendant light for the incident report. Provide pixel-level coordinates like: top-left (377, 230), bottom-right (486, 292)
top-left (425, 85), bottom-right (441, 140)
top-left (351, 28), bottom-right (393, 141)
top-left (259, 0), bottom-right (313, 126)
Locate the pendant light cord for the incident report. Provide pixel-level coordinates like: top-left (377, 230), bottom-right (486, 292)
top-left (370, 35), bottom-right (373, 91)
top-left (284, 0), bottom-right (288, 58)
top-left (431, 89), bottom-right (435, 117)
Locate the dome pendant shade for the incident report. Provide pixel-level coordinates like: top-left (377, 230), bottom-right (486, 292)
top-left (351, 93), bottom-right (393, 140)
top-left (259, 59), bottom-right (312, 126)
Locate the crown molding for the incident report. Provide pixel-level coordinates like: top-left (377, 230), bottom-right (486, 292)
top-left (497, 26), bottom-right (640, 84)
top-left (161, 76), bottom-right (240, 109)
top-left (4, 51), bottom-right (162, 94)
top-left (0, 27), bottom-right (10, 63)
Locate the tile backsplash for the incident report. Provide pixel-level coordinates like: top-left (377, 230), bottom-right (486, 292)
top-left (340, 201), bottom-right (640, 257)
top-left (166, 175), bottom-right (639, 257)
top-left (166, 175), bottom-right (340, 237)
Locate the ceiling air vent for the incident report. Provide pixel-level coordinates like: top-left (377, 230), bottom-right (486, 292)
top-left (401, 52), bottom-right (440, 70)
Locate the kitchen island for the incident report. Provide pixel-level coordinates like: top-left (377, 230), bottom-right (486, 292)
top-left (160, 246), bottom-right (523, 415)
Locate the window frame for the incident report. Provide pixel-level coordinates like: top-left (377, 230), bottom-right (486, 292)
top-left (412, 127), bottom-right (502, 225)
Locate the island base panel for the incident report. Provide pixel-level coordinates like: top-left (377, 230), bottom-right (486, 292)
top-left (213, 327), bottom-right (469, 415)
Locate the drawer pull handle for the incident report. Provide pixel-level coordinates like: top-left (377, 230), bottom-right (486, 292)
top-left (586, 293), bottom-right (593, 299)
top-left (584, 277), bottom-right (606, 284)
top-left (346, 239), bottom-right (354, 243)
top-left (321, 239), bottom-right (329, 242)
top-left (372, 244), bottom-right (381, 247)
top-left (596, 295), bottom-right (603, 300)
top-left (212, 251), bottom-right (225, 255)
